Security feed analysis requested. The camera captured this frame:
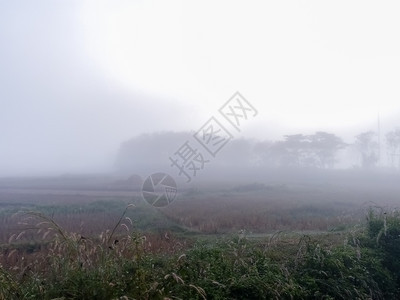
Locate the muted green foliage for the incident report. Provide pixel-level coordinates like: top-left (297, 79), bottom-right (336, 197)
top-left (1, 208), bottom-right (400, 299)
top-left (364, 209), bottom-right (400, 292)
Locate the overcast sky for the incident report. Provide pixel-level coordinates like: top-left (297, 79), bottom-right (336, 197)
top-left (1, 0), bottom-right (400, 175)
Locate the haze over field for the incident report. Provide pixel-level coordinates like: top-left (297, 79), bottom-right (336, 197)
top-left (1, 1), bottom-right (400, 176)
top-left (4, 3), bottom-right (400, 299)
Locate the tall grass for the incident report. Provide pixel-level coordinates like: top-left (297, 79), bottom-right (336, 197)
top-left (1, 207), bottom-right (400, 299)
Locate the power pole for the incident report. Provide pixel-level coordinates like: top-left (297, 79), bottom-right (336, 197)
top-left (378, 112), bottom-right (381, 166)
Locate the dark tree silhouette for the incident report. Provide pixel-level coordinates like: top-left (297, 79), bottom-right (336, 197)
top-left (354, 131), bottom-right (379, 168)
top-left (115, 131), bottom-right (192, 173)
top-left (270, 132), bottom-right (345, 168)
top-left (386, 128), bottom-right (400, 169)
top-left (308, 132), bottom-right (347, 168)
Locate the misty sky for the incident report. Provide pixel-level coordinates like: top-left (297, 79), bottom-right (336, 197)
top-left (1, 1), bottom-right (400, 175)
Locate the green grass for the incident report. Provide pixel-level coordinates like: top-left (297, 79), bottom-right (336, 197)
top-left (1, 207), bottom-right (400, 299)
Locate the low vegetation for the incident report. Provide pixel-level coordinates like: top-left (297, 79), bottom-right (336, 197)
top-left (1, 206), bottom-right (400, 299)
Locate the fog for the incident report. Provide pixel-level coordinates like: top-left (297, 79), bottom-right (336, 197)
top-left (1, 1), bottom-right (400, 180)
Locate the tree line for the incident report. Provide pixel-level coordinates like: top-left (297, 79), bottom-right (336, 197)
top-left (115, 128), bottom-right (400, 172)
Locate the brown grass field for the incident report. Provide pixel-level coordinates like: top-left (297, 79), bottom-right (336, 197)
top-left (1, 172), bottom-right (400, 299)
top-left (1, 171), bottom-right (400, 246)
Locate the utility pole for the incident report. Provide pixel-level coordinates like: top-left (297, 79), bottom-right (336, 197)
top-left (378, 112), bottom-right (381, 166)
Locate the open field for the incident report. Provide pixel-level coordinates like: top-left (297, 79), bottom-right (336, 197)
top-left (2, 171), bottom-right (400, 240)
top-left (1, 172), bottom-right (400, 299)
